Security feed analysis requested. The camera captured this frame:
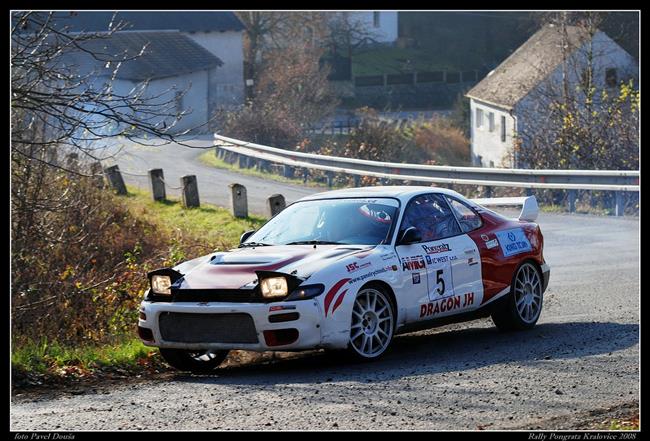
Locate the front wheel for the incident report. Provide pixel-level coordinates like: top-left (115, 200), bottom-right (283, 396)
top-left (346, 287), bottom-right (395, 361)
top-left (159, 348), bottom-right (229, 373)
top-left (492, 261), bottom-right (543, 331)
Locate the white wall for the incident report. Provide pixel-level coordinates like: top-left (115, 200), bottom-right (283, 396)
top-left (184, 30), bottom-right (245, 106)
top-left (469, 99), bottom-right (515, 168)
top-left (347, 11), bottom-right (398, 43)
top-left (109, 69), bottom-right (210, 134)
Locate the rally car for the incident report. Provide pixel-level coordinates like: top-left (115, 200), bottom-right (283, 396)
top-left (138, 186), bottom-right (550, 372)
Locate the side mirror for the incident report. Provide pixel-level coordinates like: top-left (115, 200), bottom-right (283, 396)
top-left (398, 227), bottom-right (422, 245)
top-left (240, 230), bottom-right (256, 245)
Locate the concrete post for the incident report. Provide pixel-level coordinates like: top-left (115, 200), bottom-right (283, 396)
top-left (568, 190), bottom-right (577, 213)
top-left (148, 168), bottom-right (166, 202)
top-left (283, 165), bottom-right (295, 179)
top-left (104, 165), bottom-right (127, 195)
top-left (181, 175), bottom-right (200, 208)
top-left (229, 183), bottom-right (248, 218)
top-left (90, 161), bottom-right (104, 188)
top-left (257, 160), bottom-right (270, 173)
top-left (615, 191), bottom-right (624, 216)
top-left (267, 194), bottom-right (286, 217)
top-left (326, 171), bottom-right (334, 188)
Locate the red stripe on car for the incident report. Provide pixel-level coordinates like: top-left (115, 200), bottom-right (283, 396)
top-left (324, 278), bottom-right (351, 316)
top-left (331, 289), bottom-right (349, 315)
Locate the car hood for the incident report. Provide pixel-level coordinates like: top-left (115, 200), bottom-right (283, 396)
top-left (175, 245), bottom-right (375, 290)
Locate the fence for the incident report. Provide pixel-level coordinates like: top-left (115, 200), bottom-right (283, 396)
top-left (213, 134), bottom-right (639, 216)
top-left (99, 162), bottom-right (283, 219)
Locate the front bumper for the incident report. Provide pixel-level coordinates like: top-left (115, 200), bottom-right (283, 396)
top-left (138, 298), bottom-right (324, 352)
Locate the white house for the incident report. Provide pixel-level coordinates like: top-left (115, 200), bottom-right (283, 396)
top-left (344, 11), bottom-right (399, 44)
top-left (67, 30), bottom-right (224, 134)
top-left (466, 24), bottom-right (638, 168)
top-left (50, 11), bottom-right (245, 107)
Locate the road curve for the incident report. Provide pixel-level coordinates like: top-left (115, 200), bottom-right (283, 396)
top-left (10, 141), bottom-right (639, 431)
top-left (102, 136), bottom-right (321, 216)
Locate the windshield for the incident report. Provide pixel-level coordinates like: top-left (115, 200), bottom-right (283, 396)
top-left (245, 198), bottom-right (399, 246)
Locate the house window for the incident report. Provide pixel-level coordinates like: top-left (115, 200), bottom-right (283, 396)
top-left (175, 90), bottom-right (184, 112)
top-left (476, 108), bottom-right (483, 129)
top-left (606, 68), bottom-right (618, 88)
top-left (488, 112), bottom-right (495, 132)
top-left (500, 115), bottom-right (506, 142)
top-left (373, 11), bottom-right (380, 28)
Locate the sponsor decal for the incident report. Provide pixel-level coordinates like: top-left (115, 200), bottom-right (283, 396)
top-left (412, 272), bottom-right (421, 284)
top-left (420, 292), bottom-right (475, 318)
top-left (422, 243), bottom-right (451, 255)
top-left (348, 267), bottom-right (390, 285)
top-left (485, 239), bottom-right (499, 249)
top-left (425, 255), bottom-right (432, 265)
top-left (427, 255), bottom-right (458, 265)
top-left (481, 234), bottom-right (490, 242)
top-left (495, 228), bottom-right (532, 257)
top-left (346, 261), bottom-right (372, 273)
top-left (269, 305), bottom-right (296, 311)
top-left (401, 255), bottom-right (426, 271)
top-left (380, 252), bottom-right (397, 261)
top-left (392, 265), bottom-right (398, 271)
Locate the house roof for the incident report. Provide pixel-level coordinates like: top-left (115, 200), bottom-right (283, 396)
top-left (69, 31), bottom-right (222, 81)
top-left (466, 24), bottom-right (592, 109)
top-left (37, 11), bottom-right (244, 33)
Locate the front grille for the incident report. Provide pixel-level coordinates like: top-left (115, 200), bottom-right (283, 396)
top-left (158, 312), bottom-right (258, 344)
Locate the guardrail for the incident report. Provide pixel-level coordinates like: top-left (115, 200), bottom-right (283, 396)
top-left (213, 134), bottom-right (639, 215)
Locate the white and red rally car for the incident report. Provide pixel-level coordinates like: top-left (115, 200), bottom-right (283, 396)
top-left (138, 186), bottom-right (550, 372)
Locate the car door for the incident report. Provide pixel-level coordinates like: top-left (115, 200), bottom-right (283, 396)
top-left (444, 195), bottom-right (485, 310)
top-left (396, 193), bottom-right (483, 323)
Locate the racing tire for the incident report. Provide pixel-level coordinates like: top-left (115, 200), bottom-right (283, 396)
top-left (345, 286), bottom-right (396, 361)
top-left (159, 348), bottom-right (229, 373)
top-left (491, 261), bottom-right (544, 331)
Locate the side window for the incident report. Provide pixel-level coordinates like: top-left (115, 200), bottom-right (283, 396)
top-left (446, 197), bottom-right (483, 233)
top-left (401, 194), bottom-right (462, 242)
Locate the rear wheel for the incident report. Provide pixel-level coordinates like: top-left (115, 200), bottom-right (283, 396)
top-left (492, 262), bottom-right (543, 331)
top-left (159, 348), bottom-right (229, 373)
top-left (346, 287), bottom-right (395, 361)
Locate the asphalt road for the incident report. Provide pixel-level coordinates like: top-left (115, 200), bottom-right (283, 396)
top-left (99, 136), bottom-right (321, 216)
top-left (10, 140), bottom-right (640, 431)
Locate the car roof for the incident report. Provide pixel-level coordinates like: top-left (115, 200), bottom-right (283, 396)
top-left (296, 186), bottom-right (469, 205)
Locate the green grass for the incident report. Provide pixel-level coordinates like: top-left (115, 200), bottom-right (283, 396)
top-left (198, 149), bottom-right (340, 189)
top-left (123, 186), bottom-right (267, 249)
top-left (352, 47), bottom-right (455, 76)
top-left (12, 338), bottom-right (154, 376)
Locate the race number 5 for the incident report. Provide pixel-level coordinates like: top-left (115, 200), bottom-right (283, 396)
top-left (435, 269), bottom-right (445, 295)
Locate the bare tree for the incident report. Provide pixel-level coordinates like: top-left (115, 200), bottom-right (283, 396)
top-left (11, 11), bottom-right (207, 340)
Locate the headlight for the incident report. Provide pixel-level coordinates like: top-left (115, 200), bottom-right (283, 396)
top-left (260, 277), bottom-right (288, 298)
top-left (151, 275), bottom-right (172, 295)
top-left (286, 284), bottom-right (325, 301)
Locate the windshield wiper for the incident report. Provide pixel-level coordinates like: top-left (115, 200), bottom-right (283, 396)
top-left (285, 240), bottom-right (344, 245)
top-left (239, 242), bottom-right (272, 248)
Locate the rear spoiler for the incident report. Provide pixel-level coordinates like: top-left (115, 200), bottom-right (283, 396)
top-left (469, 196), bottom-right (539, 222)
